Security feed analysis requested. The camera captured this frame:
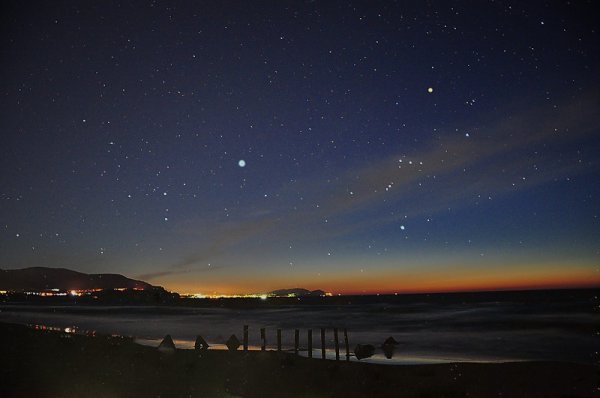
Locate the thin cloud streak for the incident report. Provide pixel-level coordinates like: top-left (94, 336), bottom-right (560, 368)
top-left (137, 265), bottom-right (222, 281)
top-left (161, 93), bottom-right (599, 268)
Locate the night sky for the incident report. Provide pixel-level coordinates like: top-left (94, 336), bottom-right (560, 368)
top-left (2, 1), bottom-right (599, 294)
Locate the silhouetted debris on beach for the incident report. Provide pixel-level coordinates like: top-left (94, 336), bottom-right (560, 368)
top-left (158, 334), bottom-right (176, 353)
top-left (226, 334), bottom-right (241, 351)
top-left (382, 345), bottom-right (395, 359)
top-left (195, 335), bottom-right (209, 351)
top-left (382, 336), bottom-right (399, 358)
top-left (354, 344), bottom-right (375, 360)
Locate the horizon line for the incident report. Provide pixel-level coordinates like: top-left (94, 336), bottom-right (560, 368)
top-left (177, 284), bottom-right (599, 298)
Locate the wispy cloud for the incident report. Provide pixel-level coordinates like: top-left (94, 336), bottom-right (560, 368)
top-left (159, 93), bottom-right (599, 268)
top-left (307, 94), bottom-right (599, 221)
top-left (224, 93), bottom-right (598, 243)
top-left (137, 264), bottom-right (222, 281)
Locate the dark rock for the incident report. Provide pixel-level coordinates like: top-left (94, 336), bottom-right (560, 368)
top-left (354, 344), bottom-right (375, 360)
top-left (226, 334), bottom-right (241, 351)
top-left (158, 334), bottom-right (176, 353)
top-left (382, 344), bottom-right (395, 359)
top-left (195, 335), bottom-right (209, 351)
top-left (381, 336), bottom-right (399, 359)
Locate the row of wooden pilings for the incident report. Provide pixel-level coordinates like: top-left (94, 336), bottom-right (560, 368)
top-left (241, 325), bottom-right (351, 361)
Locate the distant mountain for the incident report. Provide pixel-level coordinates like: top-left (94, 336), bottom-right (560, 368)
top-left (0, 267), bottom-right (154, 291)
top-left (269, 288), bottom-right (325, 297)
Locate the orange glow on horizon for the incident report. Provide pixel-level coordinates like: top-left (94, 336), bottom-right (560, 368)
top-left (159, 263), bottom-right (600, 296)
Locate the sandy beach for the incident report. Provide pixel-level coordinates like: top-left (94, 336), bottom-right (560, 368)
top-left (1, 322), bottom-right (598, 398)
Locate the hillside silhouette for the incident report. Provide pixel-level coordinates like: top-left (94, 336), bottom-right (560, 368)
top-left (0, 267), bottom-right (153, 291)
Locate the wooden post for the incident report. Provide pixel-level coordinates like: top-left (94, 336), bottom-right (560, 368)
top-left (277, 329), bottom-right (282, 351)
top-left (334, 327), bottom-right (340, 361)
top-left (294, 329), bottom-right (299, 355)
top-left (260, 328), bottom-right (266, 351)
top-left (307, 329), bottom-right (313, 358)
top-left (344, 328), bottom-right (350, 361)
top-left (243, 325), bottom-right (248, 351)
top-left (320, 328), bottom-right (326, 359)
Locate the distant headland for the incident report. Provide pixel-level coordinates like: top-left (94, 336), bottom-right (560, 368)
top-left (0, 267), bottom-right (155, 292)
top-left (269, 288), bottom-right (326, 297)
top-left (0, 267), bottom-right (178, 304)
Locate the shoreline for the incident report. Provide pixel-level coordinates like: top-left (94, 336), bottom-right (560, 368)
top-left (133, 337), bottom-right (535, 366)
top-left (1, 301), bottom-right (597, 367)
top-left (8, 317), bottom-right (585, 366)
top-left (1, 321), bottom-right (598, 397)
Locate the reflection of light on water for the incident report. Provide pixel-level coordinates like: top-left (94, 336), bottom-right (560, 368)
top-left (295, 349), bottom-right (466, 365)
top-left (30, 323), bottom-right (62, 332)
top-left (28, 323), bottom-right (96, 337)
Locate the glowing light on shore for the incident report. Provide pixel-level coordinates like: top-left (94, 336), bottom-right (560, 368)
top-left (180, 291), bottom-right (331, 299)
top-left (181, 292), bottom-right (272, 299)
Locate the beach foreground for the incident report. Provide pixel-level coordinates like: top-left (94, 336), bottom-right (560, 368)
top-left (0, 322), bottom-right (597, 398)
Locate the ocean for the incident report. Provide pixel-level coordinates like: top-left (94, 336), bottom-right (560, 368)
top-left (1, 289), bottom-right (598, 365)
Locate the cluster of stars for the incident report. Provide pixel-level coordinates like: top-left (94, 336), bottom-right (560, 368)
top-left (0, 1), bottom-right (597, 294)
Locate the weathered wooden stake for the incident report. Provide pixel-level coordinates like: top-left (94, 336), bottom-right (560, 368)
top-left (294, 329), bottom-right (299, 355)
top-left (243, 325), bottom-right (249, 351)
top-left (334, 327), bottom-right (340, 361)
top-left (277, 329), bottom-right (282, 351)
top-left (260, 328), bottom-right (266, 351)
top-left (307, 329), bottom-right (313, 358)
top-left (320, 328), bottom-right (326, 359)
top-left (344, 328), bottom-right (350, 361)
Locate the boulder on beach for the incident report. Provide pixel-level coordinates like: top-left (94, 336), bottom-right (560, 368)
top-left (381, 336), bottom-right (399, 359)
top-left (158, 334), bottom-right (176, 353)
top-left (195, 335), bottom-right (209, 351)
top-left (381, 336), bottom-right (400, 359)
top-left (382, 344), bottom-right (395, 359)
top-left (226, 334), bottom-right (241, 351)
top-left (354, 344), bottom-right (375, 360)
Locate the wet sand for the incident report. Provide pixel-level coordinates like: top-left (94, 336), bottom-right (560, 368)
top-left (1, 322), bottom-right (597, 397)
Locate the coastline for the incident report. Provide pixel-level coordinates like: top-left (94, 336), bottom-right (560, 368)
top-left (1, 322), bottom-right (597, 397)
top-left (1, 288), bottom-right (598, 367)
